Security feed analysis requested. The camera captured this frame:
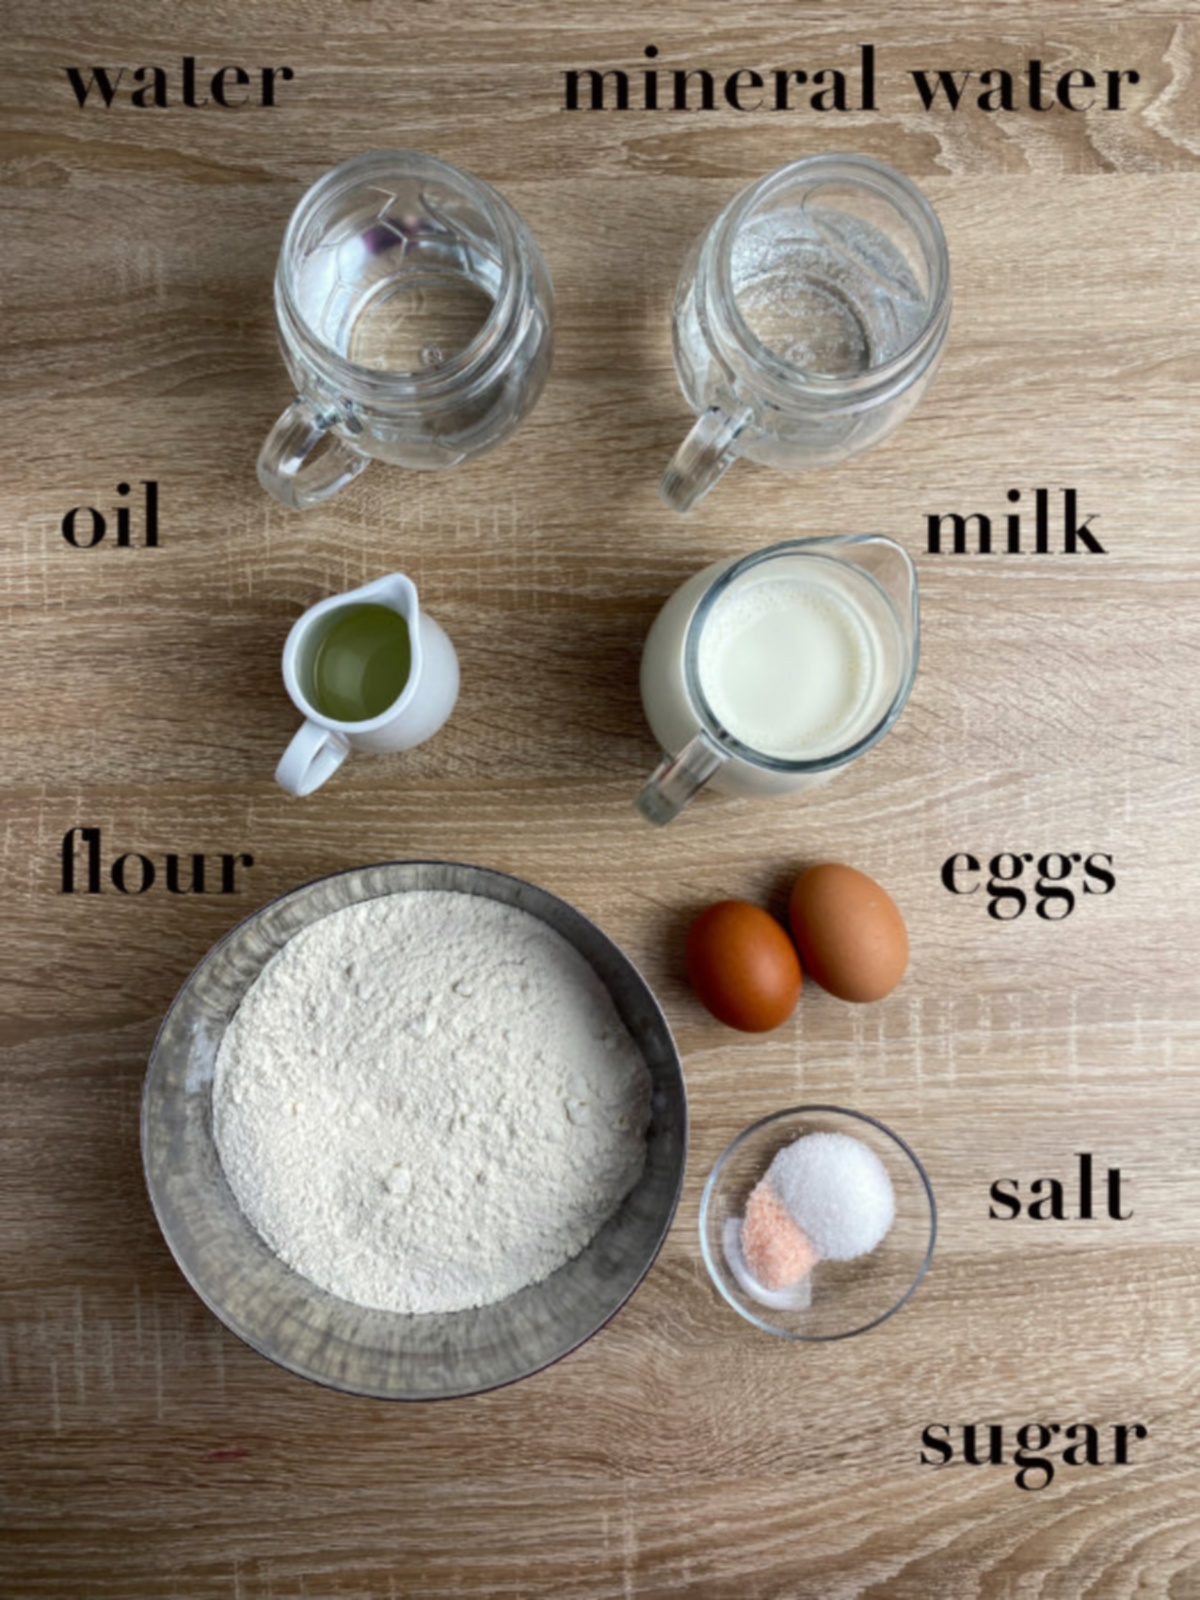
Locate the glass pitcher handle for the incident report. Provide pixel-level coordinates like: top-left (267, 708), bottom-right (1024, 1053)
top-left (660, 406), bottom-right (750, 514)
top-left (635, 732), bottom-right (728, 826)
top-left (257, 396), bottom-right (369, 510)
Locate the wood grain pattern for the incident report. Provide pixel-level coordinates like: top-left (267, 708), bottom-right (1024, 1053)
top-left (3, 2), bottom-right (1200, 1595)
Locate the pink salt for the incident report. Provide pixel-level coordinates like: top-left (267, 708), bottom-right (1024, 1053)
top-left (741, 1178), bottom-right (820, 1291)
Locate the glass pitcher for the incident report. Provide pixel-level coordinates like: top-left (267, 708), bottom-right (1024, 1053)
top-left (257, 151), bottom-right (554, 509)
top-left (636, 536), bottom-right (918, 825)
top-left (660, 156), bottom-right (951, 513)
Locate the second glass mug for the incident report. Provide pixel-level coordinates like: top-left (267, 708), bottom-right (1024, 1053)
top-left (660, 155), bottom-right (952, 512)
top-left (636, 536), bottom-right (919, 826)
top-left (258, 151), bottom-right (554, 509)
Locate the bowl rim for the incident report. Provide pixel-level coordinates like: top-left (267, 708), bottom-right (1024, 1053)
top-left (141, 858), bottom-right (688, 1399)
top-left (699, 1104), bottom-right (936, 1342)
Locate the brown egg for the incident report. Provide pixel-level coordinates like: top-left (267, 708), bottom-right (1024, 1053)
top-left (788, 864), bottom-right (908, 1003)
top-left (685, 900), bottom-right (802, 1032)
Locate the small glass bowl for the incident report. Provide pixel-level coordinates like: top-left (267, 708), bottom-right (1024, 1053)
top-left (700, 1106), bottom-right (935, 1340)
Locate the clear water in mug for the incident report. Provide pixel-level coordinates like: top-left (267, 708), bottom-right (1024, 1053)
top-left (678, 203), bottom-right (928, 384)
top-left (729, 206), bottom-right (934, 377)
top-left (295, 184), bottom-right (501, 374)
top-left (730, 206), bottom-right (930, 378)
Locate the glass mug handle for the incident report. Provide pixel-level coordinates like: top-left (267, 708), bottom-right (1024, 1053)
top-left (660, 406), bottom-right (751, 514)
top-left (257, 396), bottom-right (370, 510)
top-left (635, 732), bottom-right (727, 826)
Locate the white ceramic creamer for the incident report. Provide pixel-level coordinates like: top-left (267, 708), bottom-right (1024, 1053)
top-left (276, 572), bottom-right (459, 797)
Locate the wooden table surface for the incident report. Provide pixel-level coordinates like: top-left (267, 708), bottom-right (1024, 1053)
top-left (4, 3), bottom-right (1200, 1595)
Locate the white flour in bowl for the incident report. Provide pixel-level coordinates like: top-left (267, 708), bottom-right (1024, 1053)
top-left (212, 890), bottom-right (652, 1315)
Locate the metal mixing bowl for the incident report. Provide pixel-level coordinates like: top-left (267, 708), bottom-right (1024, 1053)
top-left (142, 861), bottom-right (687, 1399)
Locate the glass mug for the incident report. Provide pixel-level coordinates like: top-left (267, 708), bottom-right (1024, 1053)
top-left (258, 151), bottom-right (554, 509)
top-left (636, 536), bottom-right (918, 825)
top-left (661, 155), bottom-right (951, 512)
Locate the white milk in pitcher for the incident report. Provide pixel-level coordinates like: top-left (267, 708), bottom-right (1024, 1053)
top-left (696, 574), bottom-right (877, 759)
top-left (640, 552), bottom-right (902, 796)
